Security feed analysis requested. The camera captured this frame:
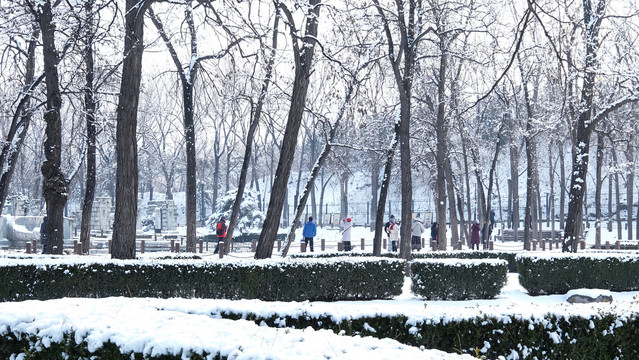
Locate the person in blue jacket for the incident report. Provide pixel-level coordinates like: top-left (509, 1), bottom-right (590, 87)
top-left (302, 216), bottom-right (317, 252)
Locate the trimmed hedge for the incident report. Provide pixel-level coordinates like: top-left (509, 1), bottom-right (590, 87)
top-left (0, 257), bottom-right (404, 302)
top-left (516, 253), bottom-right (639, 295)
top-left (410, 259), bottom-right (507, 300)
top-left (293, 251), bottom-right (518, 272)
top-left (411, 251), bottom-right (518, 272)
top-left (223, 310), bottom-right (639, 359)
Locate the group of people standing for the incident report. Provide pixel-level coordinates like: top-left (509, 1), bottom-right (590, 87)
top-left (384, 215), bottom-right (437, 252)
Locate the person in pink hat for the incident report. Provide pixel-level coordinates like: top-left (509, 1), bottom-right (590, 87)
top-left (340, 217), bottom-right (353, 251)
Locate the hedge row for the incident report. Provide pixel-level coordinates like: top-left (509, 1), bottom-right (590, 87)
top-left (219, 310), bottom-right (639, 359)
top-left (411, 259), bottom-right (507, 300)
top-left (4, 309), bottom-right (633, 359)
top-left (293, 250), bottom-right (519, 272)
top-left (0, 257), bottom-right (404, 302)
top-left (516, 253), bottom-right (639, 295)
top-left (0, 334), bottom-right (216, 360)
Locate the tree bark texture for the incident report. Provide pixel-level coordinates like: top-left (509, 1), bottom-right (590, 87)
top-left (39, 1), bottom-right (69, 255)
top-left (80, 0), bottom-right (97, 254)
top-left (112, 0), bottom-right (150, 259)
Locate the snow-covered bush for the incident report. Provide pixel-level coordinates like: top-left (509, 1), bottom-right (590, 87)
top-left (410, 259), bottom-right (507, 300)
top-left (516, 253), bottom-right (639, 295)
top-left (206, 189), bottom-right (264, 234)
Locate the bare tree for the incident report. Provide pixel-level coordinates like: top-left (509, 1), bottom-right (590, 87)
top-left (255, 0), bottom-right (321, 259)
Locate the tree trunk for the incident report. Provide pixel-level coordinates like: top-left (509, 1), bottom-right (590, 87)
top-left (294, 135), bottom-right (306, 210)
top-left (373, 124), bottom-right (399, 256)
top-left (112, 0), bottom-right (150, 259)
top-left (39, 1), bottom-right (69, 255)
top-left (370, 159), bottom-right (380, 231)
top-left (549, 141), bottom-right (556, 242)
top-left (563, 0), bottom-right (607, 252)
top-left (80, 0), bottom-right (97, 254)
top-left (255, 1), bottom-right (321, 259)
top-left (559, 142), bottom-right (566, 230)
top-left (611, 147), bottom-right (623, 240)
top-left (435, 49), bottom-right (449, 251)
top-left (224, 15), bottom-right (279, 252)
top-left (626, 143), bottom-right (634, 241)
top-left (594, 131), bottom-right (604, 248)
top-left (340, 171), bottom-right (349, 219)
top-left (509, 114), bottom-right (520, 242)
top-left (445, 158), bottom-right (458, 247)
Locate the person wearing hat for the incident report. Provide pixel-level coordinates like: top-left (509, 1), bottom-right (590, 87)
top-left (214, 216), bottom-right (227, 254)
top-left (340, 217), bottom-right (353, 251)
top-left (389, 216), bottom-right (400, 252)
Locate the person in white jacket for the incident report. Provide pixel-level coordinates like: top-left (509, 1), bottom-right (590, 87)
top-left (411, 216), bottom-right (426, 251)
top-left (340, 217), bottom-right (353, 251)
top-left (389, 218), bottom-right (400, 252)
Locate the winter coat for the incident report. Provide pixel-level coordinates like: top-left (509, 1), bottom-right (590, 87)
top-left (470, 223), bottom-right (481, 245)
top-left (389, 222), bottom-right (400, 242)
top-left (216, 221), bottom-right (227, 238)
top-left (411, 220), bottom-right (426, 237)
top-left (302, 221), bottom-right (317, 238)
top-left (341, 219), bottom-right (353, 242)
top-left (430, 223), bottom-right (438, 240)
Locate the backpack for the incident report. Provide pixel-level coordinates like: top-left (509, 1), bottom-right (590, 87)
top-left (384, 221), bottom-right (391, 235)
top-left (216, 222), bottom-right (225, 236)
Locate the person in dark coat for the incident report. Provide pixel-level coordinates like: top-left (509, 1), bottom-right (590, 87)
top-left (302, 216), bottom-right (317, 252)
top-left (470, 222), bottom-right (481, 250)
top-left (40, 216), bottom-right (48, 254)
top-left (430, 222), bottom-right (439, 246)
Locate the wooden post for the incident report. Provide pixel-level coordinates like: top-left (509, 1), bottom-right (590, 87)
top-left (580, 240), bottom-right (586, 250)
top-left (489, 241), bottom-right (494, 251)
top-left (338, 242), bottom-right (344, 251)
top-left (615, 241), bottom-right (620, 250)
top-left (251, 239), bottom-right (257, 252)
top-left (175, 243), bottom-right (180, 252)
top-left (301, 242), bottom-right (306, 252)
top-left (541, 240), bottom-right (545, 251)
top-left (32, 240), bottom-right (37, 253)
top-left (422, 238), bottom-right (425, 249)
top-left (361, 238), bottom-right (365, 250)
top-left (141, 240), bottom-right (145, 254)
top-left (26, 242), bottom-right (31, 254)
top-left (431, 241), bottom-right (437, 251)
top-left (108, 240), bottom-right (112, 254)
top-left (321, 238), bottom-right (325, 251)
top-left (73, 240), bottom-right (78, 254)
top-left (199, 239), bottom-right (203, 253)
top-left (605, 241), bottom-right (610, 250)
top-left (549, 240), bottom-right (553, 250)
top-left (532, 240), bottom-right (537, 251)
top-left (457, 241), bottom-right (462, 250)
top-left (170, 239), bottom-right (175, 252)
top-left (218, 242), bottom-right (224, 259)
top-left (383, 238), bottom-right (387, 250)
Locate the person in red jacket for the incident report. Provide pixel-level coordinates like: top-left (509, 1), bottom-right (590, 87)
top-left (214, 216), bottom-right (227, 254)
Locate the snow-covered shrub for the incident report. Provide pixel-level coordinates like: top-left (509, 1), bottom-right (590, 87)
top-left (410, 259), bottom-right (507, 300)
top-left (0, 257), bottom-right (404, 302)
top-left (206, 189), bottom-right (264, 234)
top-left (516, 253), bottom-right (639, 295)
